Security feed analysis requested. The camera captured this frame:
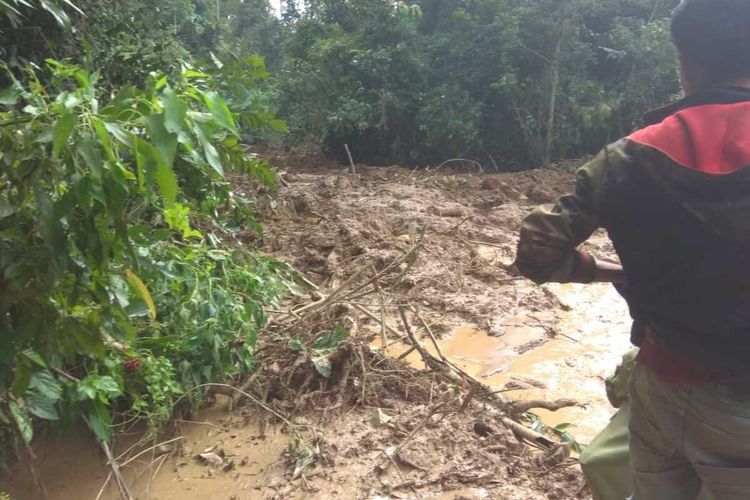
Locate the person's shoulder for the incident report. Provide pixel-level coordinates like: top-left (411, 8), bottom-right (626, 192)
top-left (629, 99), bottom-right (750, 175)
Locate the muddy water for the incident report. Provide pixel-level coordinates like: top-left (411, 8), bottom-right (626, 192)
top-left (390, 281), bottom-right (631, 443)
top-left (2, 397), bottom-right (289, 500)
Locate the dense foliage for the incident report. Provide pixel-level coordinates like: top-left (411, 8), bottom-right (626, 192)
top-left (277, 0), bottom-right (681, 166)
top-left (0, 6), bottom-right (288, 451)
top-left (1, 0), bottom-right (681, 167)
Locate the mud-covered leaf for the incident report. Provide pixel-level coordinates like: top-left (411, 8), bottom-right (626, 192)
top-left (312, 356), bottom-right (331, 378)
top-left (311, 325), bottom-right (347, 354)
top-left (292, 445), bottom-right (317, 479)
top-left (196, 452), bottom-right (224, 466)
top-left (371, 408), bottom-right (394, 428)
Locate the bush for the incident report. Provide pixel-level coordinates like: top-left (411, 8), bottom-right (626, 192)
top-left (0, 57), bottom-right (286, 444)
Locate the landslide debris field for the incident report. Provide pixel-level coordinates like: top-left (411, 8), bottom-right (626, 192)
top-left (4, 157), bottom-right (632, 500)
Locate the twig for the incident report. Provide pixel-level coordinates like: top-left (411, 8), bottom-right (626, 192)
top-left (410, 307), bottom-right (446, 362)
top-left (397, 307), bottom-right (436, 370)
top-left (466, 239), bottom-right (506, 249)
top-left (356, 347), bottom-right (368, 404)
top-left (352, 303), bottom-right (403, 339)
top-left (393, 310), bottom-right (560, 451)
top-left (100, 441), bottom-right (133, 500)
top-left (432, 158), bottom-right (484, 172)
top-left (94, 471), bottom-right (113, 500)
top-left (381, 449), bottom-right (406, 481)
top-left (509, 399), bottom-right (581, 415)
top-left (51, 366), bottom-right (80, 382)
top-left (373, 269), bottom-right (388, 356)
top-left (344, 144), bottom-right (356, 174)
top-left (24, 444), bottom-right (48, 500)
top-left (396, 345), bottom-right (417, 360)
top-left (181, 383), bottom-right (298, 430)
top-left (119, 436), bottom-right (184, 467)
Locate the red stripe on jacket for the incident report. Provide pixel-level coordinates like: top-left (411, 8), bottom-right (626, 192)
top-left (628, 102), bottom-right (750, 174)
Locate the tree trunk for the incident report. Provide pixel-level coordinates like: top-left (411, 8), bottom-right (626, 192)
top-left (542, 33), bottom-right (563, 167)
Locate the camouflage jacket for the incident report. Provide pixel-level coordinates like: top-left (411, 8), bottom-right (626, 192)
top-left (515, 85), bottom-right (750, 372)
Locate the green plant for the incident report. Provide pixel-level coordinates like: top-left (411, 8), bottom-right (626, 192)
top-left (0, 56), bottom-right (285, 443)
top-left (524, 411), bottom-right (585, 454)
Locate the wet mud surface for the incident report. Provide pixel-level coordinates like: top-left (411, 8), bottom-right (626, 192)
top-left (2, 157), bottom-right (633, 499)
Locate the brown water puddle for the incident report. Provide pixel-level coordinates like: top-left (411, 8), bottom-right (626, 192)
top-left (2, 396), bottom-right (289, 499)
top-left (384, 282), bottom-right (631, 443)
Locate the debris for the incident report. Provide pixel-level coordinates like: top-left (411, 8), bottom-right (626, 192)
top-left (196, 452), bottom-right (224, 467)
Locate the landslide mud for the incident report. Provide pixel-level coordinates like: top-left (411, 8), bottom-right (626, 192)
top-left (2, 158), bottom-right (631, 500)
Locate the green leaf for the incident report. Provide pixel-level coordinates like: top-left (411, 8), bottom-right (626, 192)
top-left (312, 325), bottom-right (347, 353)
top-left (134, 137), bottom-right (178, 205)
top-left (86, 400), bottom-right (112, 442)
top-left (27, 394), bottom-right (59, 421)
top-left (193, 123), bottom-right (224, 175)
top-left (163, 86), bottom-right (187, 134)
top-left (11, 361), bottom-right (31, 397)
top-left (145, 114), bottom-right (177, 166)
top-left (293, 446), bottom-right (317, 479)
top-left (76, 138), bottom-right (104, 177)
top-left (21, 349), bottom-right (47, 368)
top-left (0, 81), bottom-right (22, 106)
top-left (0, 200), bottom-right (17, 218)
top-left (40, 0), bottom-right (72, 29)
top-left (53, 110), bottom-right (77, 158)
top-left (78, 375), bottom-right (121, 401)
top-left (102, 121), bottom-right (132, 146)
top-left (203, 91), bottom-right (238, 136)
top-left (269, 119), bottom-right (288, 132)
top-left (109, 274), bottom-right (130, 308)
top-left (29, 371), bottom-right (62, 400)
top-left (9, 401), bottom-right (33, 443)
top-left (164, 203), bottom-right (202, 239)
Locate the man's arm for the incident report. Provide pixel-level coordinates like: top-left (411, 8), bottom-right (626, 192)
top-left (515, 149), bottom-right (624, 284)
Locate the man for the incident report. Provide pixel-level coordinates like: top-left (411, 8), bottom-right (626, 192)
top-left (580, 349), bottom-right (714, 500)
top-left (515, 1), bottom-right (750, 498)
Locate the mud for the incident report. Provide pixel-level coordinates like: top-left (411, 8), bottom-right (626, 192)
top-left (254, 157), bottom-right (629, 442)
top-left (1, 157), bottom-right (630, 499)
top-left (2, 397), bottom-right (289, 499)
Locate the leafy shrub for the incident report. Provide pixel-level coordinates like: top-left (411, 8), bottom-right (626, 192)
top-left (0, 57), bottom-right (286, 443)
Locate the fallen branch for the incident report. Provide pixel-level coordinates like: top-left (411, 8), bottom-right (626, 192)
top-left (509, 399), bottom-right (582, 416)
top-left (100, 441), bottom-right (133, 500)
top-left (501, 418), bottom-right (555, 450)
top-left (289, 237), bottom-right (424, 320)
top-left (393, 308), bottom-right (570, 451)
